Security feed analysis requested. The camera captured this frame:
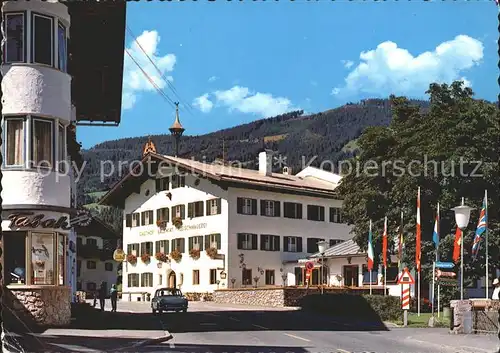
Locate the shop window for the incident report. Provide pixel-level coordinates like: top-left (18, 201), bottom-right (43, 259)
top-left (4, 12), bottom-right (25, 63)
top-left (31, 233), bottom-right (55, 285)
top-left (57, 22), bottom-right (67, 72)
top-left (57, 235), bottom-right (65, 285)
top-left (4, 118), bottom-right (25, 167)
top-left (31, 118), bottom-right (53, 168)
top-left (32, 13), bottom-right (53, 66)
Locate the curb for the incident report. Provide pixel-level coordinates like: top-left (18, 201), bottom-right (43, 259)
top-left (108, 332), bottom-right (173, 352)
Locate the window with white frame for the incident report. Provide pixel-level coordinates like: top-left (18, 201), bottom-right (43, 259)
top-left (329, 207), bottom-right (343, 223)
top-left (141, 210), bottom-right (153, 226)
top-left (189, 236), bottom-right (202, 251)
top-left (5, 13), bottom-right (25, 63)
top-left (206, 198), bottom-right (221, 215)
top-left (237, 233), bottom-right (257, 250)
top-left (128, 274), bottom-right (139, 287)
top-left (205, 233), bottom-right (221, 250)
top-left (58, 123), bottom-right (66, 172)
top-left (31, 118), bottom-right (53, 168)
top-left (127, 243), bottom-right (139, 256)
top-left (57, 22), bottom-right (67, 72)
top-left (284, 236), bottom-right (302, 253)
top-left (132, 213), bottom-right (140, 227)
top-left (243, 198), bottom-right (253, 214)
top-left (261, 200), bottom-right (280, 217)
top-left (32, 13), bottom-right (53, 66)
top-left (5, 118), bottom-right (25, 166)
top-left (172, 205), bottom-right (185, 219)
top-left (156, 207), bottom-right (169, 222)
top-left (155, 240), bottom-right (169, 254)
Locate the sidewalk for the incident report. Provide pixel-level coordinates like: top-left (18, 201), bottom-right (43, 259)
top-left (391, 327), bottom-right (499, 353)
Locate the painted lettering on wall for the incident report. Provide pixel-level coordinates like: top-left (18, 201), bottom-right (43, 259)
top-left (139, 223), bottom-right (208, 236)
top-left (9, 212), bottom-right (73, 230)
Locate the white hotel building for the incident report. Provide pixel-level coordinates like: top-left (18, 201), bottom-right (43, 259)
top-left (100, 139), bottom-right (352, 301)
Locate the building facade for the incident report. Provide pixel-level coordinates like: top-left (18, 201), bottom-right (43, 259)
top-left (1, 0), bottom-right (125, 326)
top-left (100, 143), bottom-right (352, 301)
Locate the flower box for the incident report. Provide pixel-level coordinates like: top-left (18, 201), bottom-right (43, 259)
top-left (170, 249), bottom-right (182, 262)
top-left (127, 254), bottom-right (137, 265)
top-left (141, 253), bottom-right (151, 263)
top-left (155, 252), bottom-right (168, 262)
top-left (189, 248), bottom-right (200, 260)
top-left (172, 217), bottom-right (183, 229)
top-left (206, 247), bottom-right (218, 259)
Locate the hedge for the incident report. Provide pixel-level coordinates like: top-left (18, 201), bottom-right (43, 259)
top-left (299, 293), bottom-right (403, 321)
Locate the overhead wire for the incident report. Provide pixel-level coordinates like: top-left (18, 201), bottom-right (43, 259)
top-left (126, 26), bottom-right (195, 115)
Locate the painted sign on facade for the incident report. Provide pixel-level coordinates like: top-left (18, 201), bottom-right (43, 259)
top-left (139, 223), bottom-right (207, 236)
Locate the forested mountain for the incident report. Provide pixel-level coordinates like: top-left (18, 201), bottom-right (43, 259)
top-left (78, 98), bottom-right (429, 232)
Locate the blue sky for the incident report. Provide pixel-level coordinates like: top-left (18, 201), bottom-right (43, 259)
top-left (78, 1), bottom-right (497, 149)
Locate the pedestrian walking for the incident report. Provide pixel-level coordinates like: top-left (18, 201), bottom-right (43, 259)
top-left (98, 282), bottom-right (106, 311)
top-left (492, 278), bottom-right (500, 300)
top-left (110, 284), bottom-right (118, 312)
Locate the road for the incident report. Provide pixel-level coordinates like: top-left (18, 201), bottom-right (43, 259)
top-left (8, 300), bottom-right (499, 353)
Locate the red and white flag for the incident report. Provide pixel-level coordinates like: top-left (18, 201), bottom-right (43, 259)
top-left (416, 187), bottom-right (421, 272)
top-left (453, 226), bottom-right (462, 263)
top-left (382, 216), bottom-right (388, 268)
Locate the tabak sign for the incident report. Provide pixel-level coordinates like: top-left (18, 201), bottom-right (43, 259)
top-left (8, 209), bottom-right (92, 230)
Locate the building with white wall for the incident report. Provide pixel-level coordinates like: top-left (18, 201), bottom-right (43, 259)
top-left (75, 217), bottom-right (119, 297)
top-left (100, 136), bottom-right (353, 301)
top-left (1, 0), bottom-right (125, 326)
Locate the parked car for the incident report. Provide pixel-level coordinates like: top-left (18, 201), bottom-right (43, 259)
top-left (151, 288), bottom-right (188, 314)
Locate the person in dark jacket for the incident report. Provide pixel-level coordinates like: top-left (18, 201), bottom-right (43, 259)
top-left (98, 282), bottom-right (106, 311)
top-left (110, 284), bottom-right (118, 312)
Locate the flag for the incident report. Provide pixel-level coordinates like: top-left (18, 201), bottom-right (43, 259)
top-left (432, 203), bottom-right (440, 249)
top-left (472, 191), bottom-right (488, 257)
top-left (416, 187), bottom-right (421, 272)
top-left (367, 220), bottom-right (374, 271)
top-left (452, 226), bottom-right (462, 263)
top-left (382, 216), bottom-right (388, 268)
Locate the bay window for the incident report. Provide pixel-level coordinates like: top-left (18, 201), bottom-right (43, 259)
top-left (57, 22), bottom-right (67, 72)
top-left (32, 13), bottom-right (53, 66)
top-left (32, 118), bottom-right (53, 168)
top-left (5, 118), bottom-right (25, 166)
top-left (3, 231), bottom-right (66, 286)
top-left (4, 12), bottom-right (25, 63)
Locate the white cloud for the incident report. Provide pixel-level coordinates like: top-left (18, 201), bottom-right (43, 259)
top-left (193, 93), bottom-right (214, 113)
top-left (194, 86), bottom-right (298, 117)
top-left (122, 30), bottom-right (176, 110)
top-left (332, 35), bottom-right (483, 97)
top-left (208, 76), bottom-right (219, 82)
top-left (341, 60), bottom-right (354, 69)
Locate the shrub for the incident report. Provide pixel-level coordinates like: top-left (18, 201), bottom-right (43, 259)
top-left (410, 297), bottom-right (432, 313)
top-left (300, 293), bottom-right (402, 321)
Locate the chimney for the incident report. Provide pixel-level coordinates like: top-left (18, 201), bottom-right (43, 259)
top-left (258, 151), bottom-right (273, 176)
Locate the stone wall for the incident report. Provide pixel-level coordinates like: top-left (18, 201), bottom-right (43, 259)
top-left (450, 299), bottom-right (500, 334)
top-left (7, 286), bottom-right (71, 327)
top-left (214, 286), bottom-right (388, 307)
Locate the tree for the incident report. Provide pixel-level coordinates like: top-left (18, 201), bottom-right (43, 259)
top-left (337, 81), bottom-right (500, 284)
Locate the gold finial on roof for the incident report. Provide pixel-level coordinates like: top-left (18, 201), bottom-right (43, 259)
top-left (142, 136), bottom-right (157, 156)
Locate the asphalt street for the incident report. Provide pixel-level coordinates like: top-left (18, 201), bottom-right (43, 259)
top-left (9, 300), bottom-right (499, 353)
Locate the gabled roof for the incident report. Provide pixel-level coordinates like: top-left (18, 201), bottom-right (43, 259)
top-left (310, 239), bottom-right (364, 258)
top-left (99, 152), bottom-right (341, 208)
top-left (75, 216), bottom-right (119, 240)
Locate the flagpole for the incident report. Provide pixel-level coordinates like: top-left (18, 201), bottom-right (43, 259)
top-left (369, 219), bottom-right (373, 295)
top-left (485, 189), bottom-right (489, 299)
top-left (383, 216), bottom-right (387, 296)
top-left (431, 260), bottom-right (436, 317)
top-left (417, 187), bottom-right (421, 317)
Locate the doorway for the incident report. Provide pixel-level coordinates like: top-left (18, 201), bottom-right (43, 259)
top-left (343, 265), bottom-right (359, 287)
top-left (168, 271), bottom-right (176, 288)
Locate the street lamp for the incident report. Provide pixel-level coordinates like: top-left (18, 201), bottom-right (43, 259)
top-left (317, 240), bottom-right (329, 294)
top-left (451, 198), bottom-right (473, 300)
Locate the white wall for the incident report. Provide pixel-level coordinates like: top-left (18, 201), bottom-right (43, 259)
top-left (227, 187), bottom-right (351, 288)
top-left (78, 259), bottom-right (117, 293)
top-left (122, 173), bottom-right (229, 300)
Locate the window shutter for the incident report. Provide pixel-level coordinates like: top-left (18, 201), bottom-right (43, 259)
top-left (297, 237), bottom-right (303, 252)
top-left (252, 199), bottom-right (257, 215)
top-left (204, 235), bottom-right (210, 250)
top-left (140, 212), bottom-right (145, 226)
top-left (156, 209), bottom-right (160, 221)
top-left (180, 238), bottom-right (185, 253)
top-left (216, 198), bottom-right (221, 214)
top-left (237, 198), bottom-right (243, 214)
top-left (283, 237), bottom-right (289, 252)
top-left (260, 235), bottom-right (265, 250)
top-left (274, 201), bottom-right (280, 217)
top-left (297, 204), bottom-right (303, 219)
top-left (165, 208), bottom-right (170, 222)
top-left (320, 206), bottom-right (325, 221)
top-left (155, 178), bottom-right (161, 192)
top-left (188, 203), bottom-right (193, 218)
top-left (206, 200), bottom-right (210, 215)
top-left (198, 236), bottom-right (204, 251)
top-left (237, 234), bottom-right (243, 250)
top-left (125, 214), bottom-right (132, 227)
top-left (252, 234), bottom-right (258, 250)
top-left (170, 206), bottom-right (175, 218)
top-left (216, 233), bottom-right (221, 249)
top-left (188, 237), bottom-right (193, 251)
top-left (273, 236), bottom-right (280, 251)
top-left (180, 205), bottom-right (186, 219)
top-left (260, 200), bottom-right (266, 216)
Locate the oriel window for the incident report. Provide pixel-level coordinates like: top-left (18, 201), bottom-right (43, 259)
top-left (32, 13), bottom-right (54, 66)
top-left (5, 13), bottom-right (25, 63)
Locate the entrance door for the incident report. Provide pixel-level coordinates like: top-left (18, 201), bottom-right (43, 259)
top-left (168, 271), bottom-right (176, 288)
top-left (343, 265), bottom-right (359, 287)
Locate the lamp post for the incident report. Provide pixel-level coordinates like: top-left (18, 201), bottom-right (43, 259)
top-left (317, 240), bottom-right (329, 295)
top-left (451, 198), bottom-right (473, 301)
